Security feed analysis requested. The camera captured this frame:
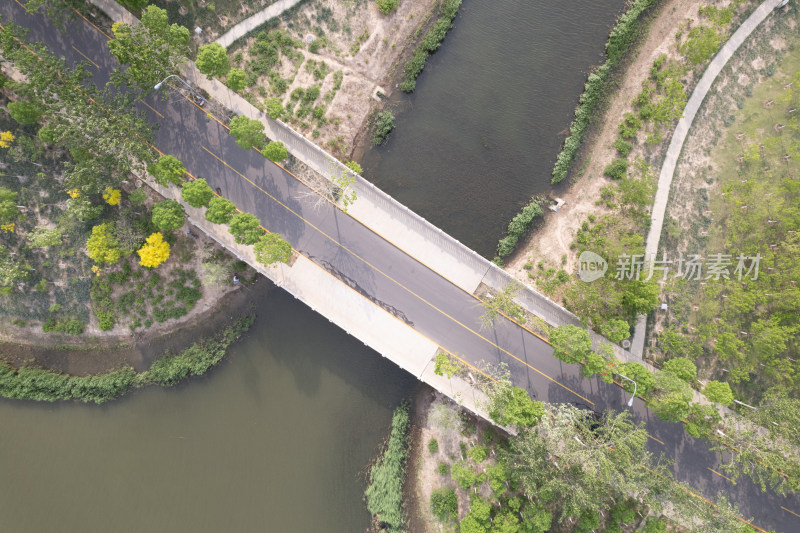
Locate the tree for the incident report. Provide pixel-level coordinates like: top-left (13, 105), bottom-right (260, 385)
top-left (150, 154), bottom-right (186, 186)
top-left (86, 223), bottom-right (121, 265)
top-left (205, 197), bottom-right (236, 224)
top-left (181, 178), bottom-right (214, 208)
top-left (7, 100), bottom-right (43, 124)
top-left (118, 0), bottom-right (149, 9)
top-left (254, 233), bottom-right (292, 266)
top-left (662, 357), bottom-right (697, 382)
top-left (263, 140), bottom-right (288, 162)
top-left (549, 324), bottom-right (592, 364)
top-left (345, 160), bottom-right (363, 175)
top-left (621, 279), bottom-right (660, 317)
top-left (65, 197), bottom-right (102, 221)
top-left (102, 187), bottom-right (121, 206)
top-left (703, 380), bottom-right (733, 407)
top-left (151, 199), bottom-right (186, 232)
top-left (0, 130), bottom-right (14, 148)
top-left (137, 232), bottom-right (170, 268)
top-left (196, 43), bottom-right (229, 79)
top-left (685, 403), bottom-right (721, 439)
top-left (480, 282), bottom-right (527, 327)
top-left (483, 365), bottom-right (544, 429)
top-left (228, 115), bottom-right (266, 151)
top-left (619, 362), bottom-right (655, 396)
top-left (228, 212), bottom-right (263, 244)
top-left (226, 68), bottom-right (246, 92)
top-left (26, 226), bottom-right (62, 248)
top-left (650, 371), bottom-right (693, 422)
top-left (265, 97), bottom-right (283, 119)
top-left (433, 351), bottom-right (464, 378)
top-left (113, 215), bottom-right (146, 256)
top-left (0, 188), bottom-right (19, 223)
top-left (600, 318), bottom-right (630, 343)
top-left (372, 110), bottom-right (395, 145)
top-left (509, 404), bottom-right (677, 524)
top-left (108, 5), bottom-right (191, 92)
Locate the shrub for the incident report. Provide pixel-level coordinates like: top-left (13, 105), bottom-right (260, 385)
top-left (604, 158), bottom-right (628, 180)
top-left (428, 437), bottom-right (439, 453)
top-left (451, 460), bottom-right (476, 490)
top-left (437, 462), bottom-right (449, 475)
top-left (8, 100), bottom-right (43, 125)
top-left (399, 0), bottom-right (462, 93)
top-left (613, 137), bottom-right (632, 156)
top-left (129, 188), bottom-right (147, 205)
top-left (495, 198), bottom-right (543, 259)
top-left (86, 223), bottom-right (122, 265)
top-left (364, 403), bottom-right (411, 531)
top-left (206, 197), bottom-right (236, 225)
top-left (265, 97), bottom-right (284, 119)
top-left (371, 110), bottom-right (395, 145)
top-left (430, 487), bottom-right (457, 521)
top-left (226, 68), bottom-right (246, 92)
top-left (0, 362), bottom-right (138, 403)
top-left (96, 309), bottom-right (116, 330)
top-left (704, 380), bottom-right (734, 407)
top-left (376, 0), bottom-right (399, 15)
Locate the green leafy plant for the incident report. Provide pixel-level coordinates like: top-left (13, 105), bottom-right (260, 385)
top-left (205, 197), bottom-right (237, 224)
top-left (430, 487), bottom-right (457, 521)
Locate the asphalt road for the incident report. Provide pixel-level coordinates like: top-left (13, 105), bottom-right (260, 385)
top-left (2, 3), bottom-right (799, 531)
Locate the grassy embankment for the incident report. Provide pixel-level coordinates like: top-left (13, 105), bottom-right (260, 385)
top-left (0, 315), bottom-right (254, 403)
top-left (493, 0), bottom-right (660, 265)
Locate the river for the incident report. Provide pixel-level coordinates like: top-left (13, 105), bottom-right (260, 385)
top-left (362, 0), bottom-right (627, 257)
top-left (0, 0), bottom-right (625, 530)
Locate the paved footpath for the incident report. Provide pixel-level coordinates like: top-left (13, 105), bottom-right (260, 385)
top-left (215, 0), bottom-right (305, 49)
top-left (630, 0), bottom-right (784, 357)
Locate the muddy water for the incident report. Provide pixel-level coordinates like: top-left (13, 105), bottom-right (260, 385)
top-left (362, 0), bottom-right (628, 257)
top-left (0, 288), bottom-right (419, 532)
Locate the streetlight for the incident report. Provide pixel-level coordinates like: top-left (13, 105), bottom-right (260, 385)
top-left (154, 75), bottom-right (206, 106)
top-left (618, 374), bottom-right (637, 407)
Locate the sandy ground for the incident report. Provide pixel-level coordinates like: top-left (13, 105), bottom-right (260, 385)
top-left (229, 0), bottom-right (440, 159)
top-left (505, 0), bottom-right (708, 281)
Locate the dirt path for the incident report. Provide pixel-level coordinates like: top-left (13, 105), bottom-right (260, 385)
top-left (506, 0), bottom-right (706, 278)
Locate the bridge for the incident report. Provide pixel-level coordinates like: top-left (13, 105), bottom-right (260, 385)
top-left (2, 1), bottom-right (799, 531)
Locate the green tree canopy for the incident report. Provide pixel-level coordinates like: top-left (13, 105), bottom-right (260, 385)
top-left (196, 43), bottom-right (230, 79)
top-left (253, 233), bottom-right (292, 266)
top-left (549, 324), bottom-right (592, 364)
top-left (662, 357), bottom-right (697, 382)
top-left (0, 244), bottom-right (28, 291)
top-left (228, 212), bottom-right (263, 244)
top-left (621, 279), bottom-right (660, 318)
top-left (650, 371), bottom-right (693, 422)
top-left (181, 178), bottom-right (214, 208)
top-left (0, 188), bottom-right (19, 223)
top-left (228, 115), bottom-right (266, 151)
top-left (263, 140), bottom-right (288, 162)
top-left (151, 154), bottom-right (186, 186)
top-left (619, 361), bottom-right (655, 396)
top-left (600, 318), bottom-right (630, 343)
top-left (265, 97), bottom-right (283, 119)
top-left (108, 5), bottom-right (191, 92)
top-left (205, 196), bottom-right (236, 224)
top-left (703, 380), bottom-right (734, 407)
top-left (151, 199), bottom-right (186, 232)
top-left (226, 68), bottom-right (246, 92)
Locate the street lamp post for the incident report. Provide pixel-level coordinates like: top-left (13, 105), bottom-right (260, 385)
top-left (618, 374), bottom-right (637, 407)
top-left (154, 75), bottom-right (206, 106)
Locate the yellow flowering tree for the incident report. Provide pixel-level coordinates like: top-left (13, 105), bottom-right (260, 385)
top-left (0, 131), bottom-right (14, 149)
top-left (67, 188), bottom-right (80, 199)
top-left (137, 232), bottom-right (170, 268)
top-left (102, 187), bottom-right (121, 206)
top-left (86, 222), bottom-right (122, 265)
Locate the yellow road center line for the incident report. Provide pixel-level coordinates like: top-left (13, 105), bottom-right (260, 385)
top-left (647, 434), bottom-right (665, 445)
top-left (782, 506), bottom-right (800, 519)
top-left (71, 7), bottom-right (112, 40)
top-left (139, 100), bottom-right (164, 119)
top-left (200, 144), bottom-right (592, 405)
top-left (70, 45), bottom-right (99, 69)
top-left (707, 467), bottom-right (736, 484)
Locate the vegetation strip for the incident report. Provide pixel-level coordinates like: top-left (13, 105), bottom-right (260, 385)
top-left (364, 401), bottom-right (411, 532)
top-left (399, 0), bottom-right (462, 93)
top-left (0, 315), bottom-right (254, 403)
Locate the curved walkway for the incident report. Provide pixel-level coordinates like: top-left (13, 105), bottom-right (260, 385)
top-left (215, 0), bottom-right (305, 49)
top-left (630, 0), bottom-right (784, 356)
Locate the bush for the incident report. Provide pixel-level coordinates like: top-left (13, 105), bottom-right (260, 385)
top-left (662, 357), bottom-right (697, 382)
top-left (613, 137), bottom-right (632, 156)
top-left (0, 362), bottom-right (138, 403)
top-left (495, 198), bottom-right (543, 259)
top-left (604, 158), bottom-right (629, 180)
top-left (467, 444), bottom-right (488, 463)
top-left (451, 460), bottom-right (476, 490)
top-left (376, 0), bottom-right (399, 15)
top-left (428, 437), bottom-right (439, 453)
top-left (437, 462), bottom-right (449, 475)
top-left (371, 110), bottom-right (395, 145)
top-left (265, 97), bottom-right (284, 119)
top-left (8, 100), bottom-right (43, 125)
top-left (430, 487), bottom-right (458, 521)
top-left (364, 403), bottom-right (411, 531)
top-left (226, 68), bottom-right (246, 92)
